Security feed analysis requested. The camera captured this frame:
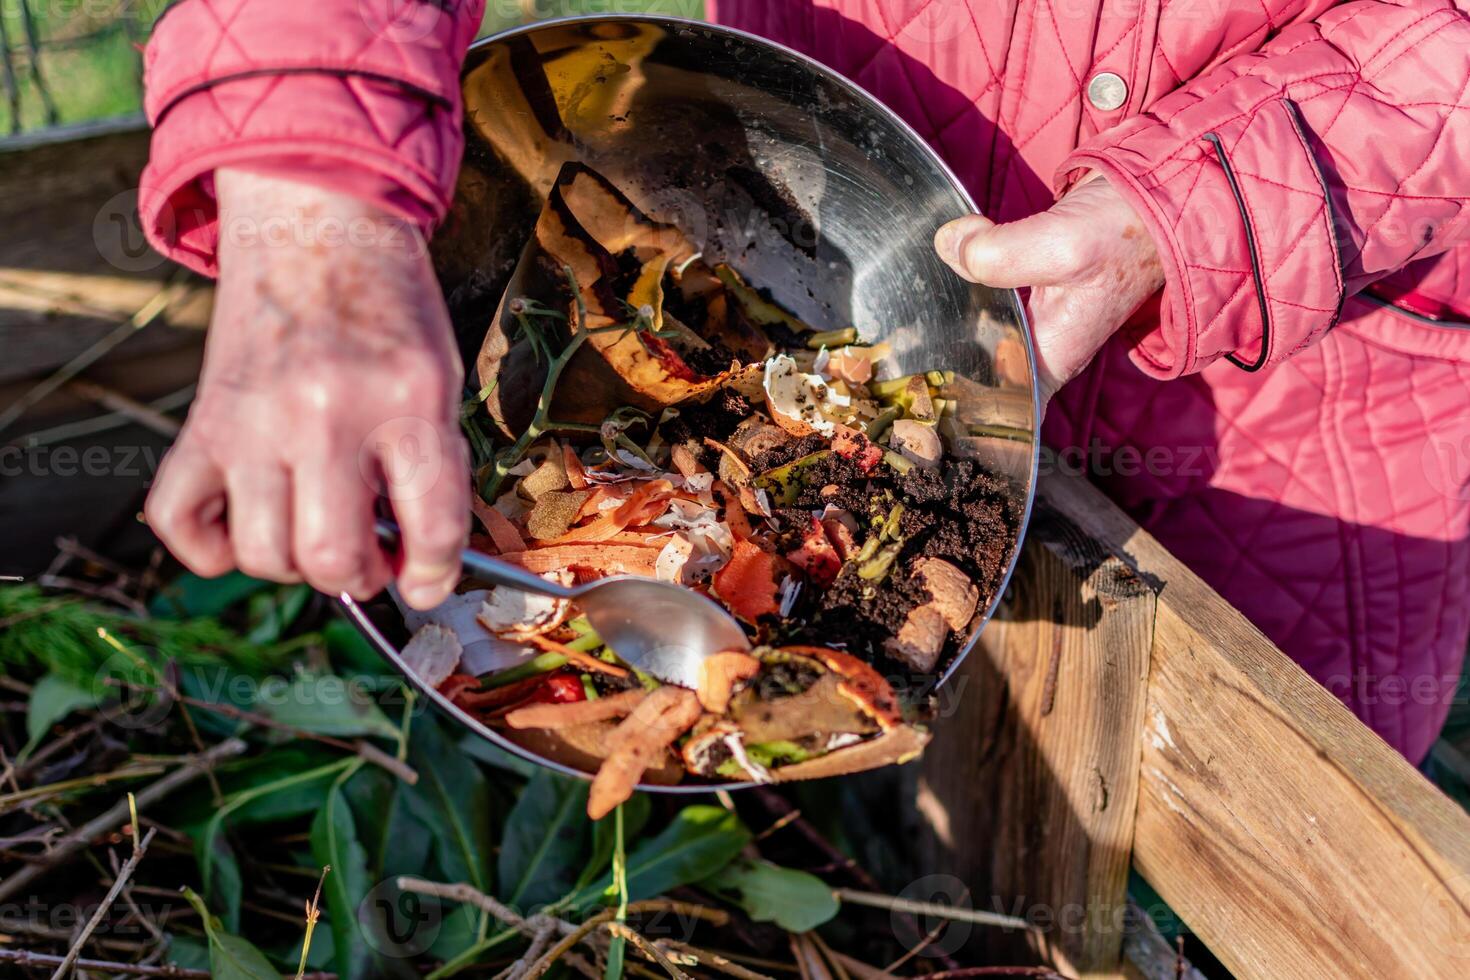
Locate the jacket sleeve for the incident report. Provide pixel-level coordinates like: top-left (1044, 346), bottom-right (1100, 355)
top-left (139, 0), bottom-right (486, 276)
top-left (1061, 0), bottom-right (1470, 377)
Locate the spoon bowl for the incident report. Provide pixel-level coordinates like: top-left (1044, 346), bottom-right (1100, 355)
top-left (378, 519), bottom-right (750, 688)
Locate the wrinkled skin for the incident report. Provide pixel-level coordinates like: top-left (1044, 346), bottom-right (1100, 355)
top-left (145, 169), bottom-right (470, 609)
top-left (935, 174), bottom-right (1164, 404)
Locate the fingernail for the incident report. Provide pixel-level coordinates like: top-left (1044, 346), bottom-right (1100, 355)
top-left (934, 223), bottom-right (961, 263)
top-left (402, 583), bottom-right (448, 610)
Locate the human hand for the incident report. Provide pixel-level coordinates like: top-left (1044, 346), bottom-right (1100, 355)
top-left (146, 169), bottom-right (470, 609)
top-left (934, 174), bottom-right (1164, 403)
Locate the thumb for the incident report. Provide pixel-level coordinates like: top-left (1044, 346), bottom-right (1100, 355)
top-left (934, 211), bottom-right (1084, 288)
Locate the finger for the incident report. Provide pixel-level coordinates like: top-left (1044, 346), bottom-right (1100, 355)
top-left (386, 427), bottom-right (470, 610)
top-left (225, 463), bottom-right (299, 582)
top-left (145, 445), bottom-right (233, 577)
top-left (291, 457), bottom-right (392, 600)
top-left (934, 213), bottom-right (1088, 288)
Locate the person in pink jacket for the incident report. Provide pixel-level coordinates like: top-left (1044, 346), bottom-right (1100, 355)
top-left (138, 0), bottom-right (1470, 765)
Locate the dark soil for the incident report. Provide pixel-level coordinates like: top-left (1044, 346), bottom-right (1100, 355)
top-left (664, 390), bottom-right (753, 446)
top-left (773, 458), bottom-right (1019, 670)
top-left (682, 340), bottom-right (741, 378)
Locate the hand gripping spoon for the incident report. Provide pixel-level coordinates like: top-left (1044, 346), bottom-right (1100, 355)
top-left (375, 519), bottom-right (750, 689)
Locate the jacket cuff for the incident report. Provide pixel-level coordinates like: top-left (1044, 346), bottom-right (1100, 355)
top-left (139, 0), bottom-right (483, 276)
top-left (1061, 94), bottom-right (1345, 378)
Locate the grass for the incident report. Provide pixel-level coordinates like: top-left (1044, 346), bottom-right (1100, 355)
top-left (0, 0), bottom-right (704, 135)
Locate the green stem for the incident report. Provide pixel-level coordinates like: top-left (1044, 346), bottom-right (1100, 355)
top-left (605, 803), bottom-right (629, 980)
top-left (483, 268), bottom-right (594, 500)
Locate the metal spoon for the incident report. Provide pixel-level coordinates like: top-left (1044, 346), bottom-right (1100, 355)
top-left (375, 519), bottom-right (750, 688)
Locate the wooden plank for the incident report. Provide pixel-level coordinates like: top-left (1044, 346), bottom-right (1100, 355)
top-left (915, 495), bottom-right (1156, 977)
top-left (1039, 470), bottom-right (1470, 980)
top-left (0, 121), bottom-right (208, 384)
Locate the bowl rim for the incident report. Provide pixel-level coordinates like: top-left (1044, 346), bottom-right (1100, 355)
top-left (340, 11), bottom-right (1041, 792)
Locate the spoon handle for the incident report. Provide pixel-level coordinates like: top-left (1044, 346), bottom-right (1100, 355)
top-left (373, 518), bottom-right (577, 600)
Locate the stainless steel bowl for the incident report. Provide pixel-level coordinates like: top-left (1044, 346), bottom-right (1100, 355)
top-left (340, 14), bottom-right (1040, 789)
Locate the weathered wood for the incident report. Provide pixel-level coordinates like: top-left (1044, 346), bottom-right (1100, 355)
top-left (1039, 470), bottom-right (1470, 980)
top-left (915, 492), bottom-right (1156, 977)
top-left (0, 121), bottom-right (208, 384)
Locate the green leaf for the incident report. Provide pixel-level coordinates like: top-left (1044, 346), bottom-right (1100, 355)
top-left (324, 618), bottom-right (393, 679)
top-left (311, 769), bottom-right (416, 980)
top-left (500, 770), bottom-right (589, 911)
top-left (701, 859), bottom-right (840, 932)
top-left (344, 766), bottom-right (432, 881)
top-left (150, 571), bottom-right (271, 618)
top-left (165, 933), bottom-right (213, 971)
top-left (179, 887), bottom-right (279, 980)
top-left (247, 584), bottom-right (312, 644)
top-left (197, 757), bottom-right (357, 929)
top-left (274, 921), bottom-right (335, 973)
top-left (458, 735), bottom-right (538, 778)
top-left (22, 672), bottom-right (98, 756)
top-left (255, 671), bottom-right (399, 740)
top-left (569, 805), bottom-right (749, 911)
top-left (404, 717), bottom-right (496, 961)
top-left (576, 792), bottom-right (650, 892)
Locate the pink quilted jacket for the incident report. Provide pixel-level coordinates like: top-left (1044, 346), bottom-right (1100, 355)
top-left (140, 0), bottom-right (1470, 763)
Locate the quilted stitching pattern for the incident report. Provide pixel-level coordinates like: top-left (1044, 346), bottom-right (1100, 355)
top-left (140, 0), bottom-right (484, 275)
top-left (712, 0), bottom-right (1470, 760)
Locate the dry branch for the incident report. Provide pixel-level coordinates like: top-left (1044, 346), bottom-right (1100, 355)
top-left (48, 826), bottom-right (158, 979)
top-left (0, 737), bottom-right (246, 904)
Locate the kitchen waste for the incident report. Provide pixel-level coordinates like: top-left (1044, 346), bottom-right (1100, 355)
top-left (402, 163), bottom-right (1018, 818)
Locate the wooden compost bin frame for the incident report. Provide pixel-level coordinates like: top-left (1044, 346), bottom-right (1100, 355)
top-left (5, 122), bottom-right (1469, 980)
top-left (917, 469), bottom-right (1470, 978)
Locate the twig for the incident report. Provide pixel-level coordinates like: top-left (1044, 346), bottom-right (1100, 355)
top-left (905, 971), bottom-right (1070, 980)
top-left (297, 866), bottom-right (330, 980)
top-left (0, 915), bottom-right (148, 952)
top-left (654, 941), bottom-right (777, 980)
top-left (0, 763), bottom-right (167, 809)
top-left (0, 949), bottom-right (339, 979)
top-left (65, 379), bottom-right (183, 438)
top-left (495, 921), bottom-right (559, 980)
top-left (170, 690), bottom-right (418, 783)
top-left (354, 738), bottom-right (419, 785)
top-left (0, 737), bottom-right (246, 904)
top-left (826, 953), bottom-right (891, 980)
top-left (0, 275), bottom-right (188, 437)
top-left (833, 889), bottom-right (1036, 932)
top-left (0, 951), bottom-right (214, 978)
top-left (396, 878), bottom-right (540, 935)
top-left (883, 915), bottom-right (949, 974)
top-left (750, 789), bottom-right (962, 972)
top-left (48, 826), bottom-right (158, 979)
top-left (13, 384), bottom-right (195, 449)
top-left (522, 910), bottom-right (615, 980)
top-left (607, 922), bottom-right (691, 980)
